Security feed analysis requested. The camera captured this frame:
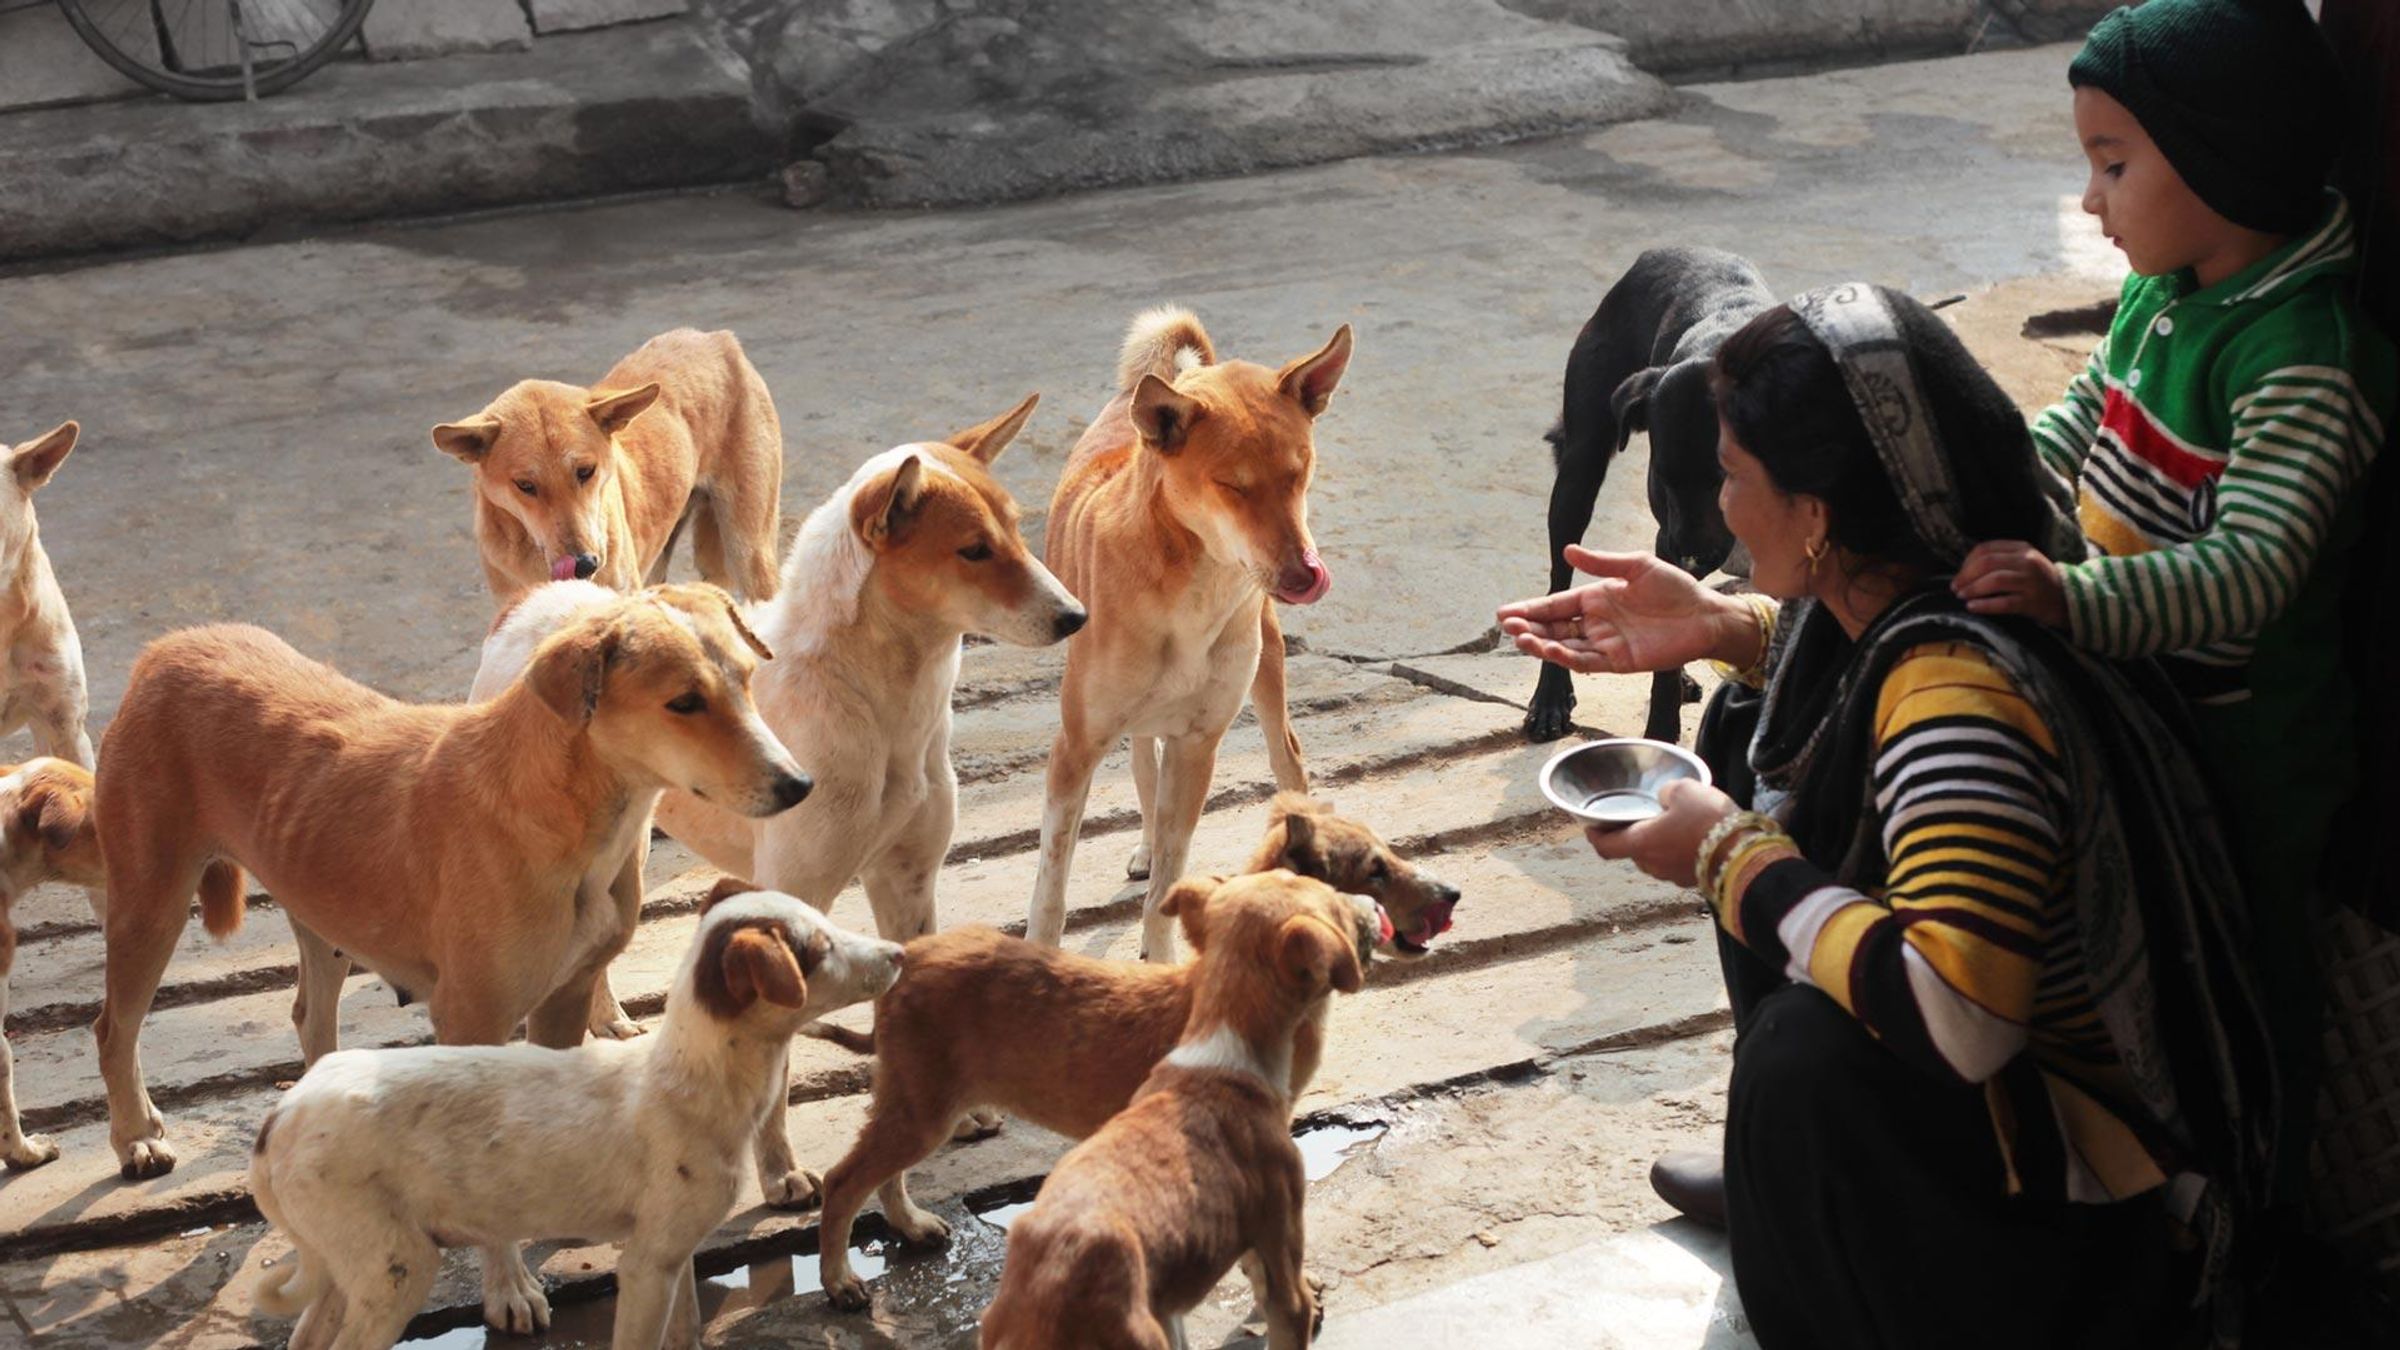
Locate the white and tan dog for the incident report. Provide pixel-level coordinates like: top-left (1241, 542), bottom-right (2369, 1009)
top-left (250, 883), bottom-right (903, 1350)
top-left (0, 757), bottom-right (102, 1171)
top-left (1030, 309), bottom-right (1351, 961)
top-left (435, 329), bottom-right (784, 610)
top-left (0, 422), bottom-right (95, 770)
top-left (980, 871), bottom-right (1379, 1350)
top-left (527, 397), bottom-right (1081, 1208)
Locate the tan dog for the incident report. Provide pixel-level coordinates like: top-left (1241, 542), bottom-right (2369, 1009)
top-left (0, 421), bottom-right (95, 770)
top-left (91, 589), bottom-right (805, 1330)
top-left (644, 398), bottom-right (1083, 1208)
top-left (0, 758), bottom-right (102, 1171)
top-left (435, 329), bottom-right (784, 610)
top-left (980, 871), bottom-right (1380, 1350)
top-left (1029, 307), bottom-right (1351, 961)
top-left (817, 795), bottom-right (1457, 1310)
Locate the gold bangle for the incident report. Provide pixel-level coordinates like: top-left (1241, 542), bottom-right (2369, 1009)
top-left (1714, 832), bottom-right (1794, 921)
top-left (1693, 809), bottom-right (1779, 897)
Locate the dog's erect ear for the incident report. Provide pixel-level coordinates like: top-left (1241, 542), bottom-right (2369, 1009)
top-left (1162, 873), bottom-right (1225, 952)
top-left (586, 383), bottom-right (661, 437)
top-left (702, 877), bottom-right (757, 912)
top-left (527, 619), bottom-right (624, 725)
top-left (433, 414), bottom-right (502, 463)
top-left (854, 454), bottom-right (927, 550)
top-left (1131, 375), bottom-right (1201, 455)
top-left (1278, 913), bottom-right (1366, 996)
top-left (946, 393), bottom-right (1040, 465)
top-left (10, 421), bottom-right (77, 491)
top-left (1277, 325), bottom-right (1353, 418)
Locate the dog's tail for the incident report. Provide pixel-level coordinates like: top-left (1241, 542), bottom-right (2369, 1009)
top-left (252, 1239), bottom-right (330, 1318)
top-left (1115, 306), bottom-right (1215, 392)
top-left (803, 1020), bottom-right (876, 1055)
top-left (1609, 366), bottom-right (1670, 456)
top-left (198, 861), bottom-right (246, 940)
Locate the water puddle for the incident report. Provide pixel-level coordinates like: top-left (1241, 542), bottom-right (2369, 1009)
top-left (1295, 1118), bottom-right (1389, 1182)
top-left (972, 1197), bottom-right (1036, 1232)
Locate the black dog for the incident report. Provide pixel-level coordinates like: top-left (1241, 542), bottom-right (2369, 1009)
top-left (1526, 247), bottom-right (1774, 744)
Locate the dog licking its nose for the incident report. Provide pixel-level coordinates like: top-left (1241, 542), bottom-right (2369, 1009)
top-left (1272, 549), bottom-right (1331, 605)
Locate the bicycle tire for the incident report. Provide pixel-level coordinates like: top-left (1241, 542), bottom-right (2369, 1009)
top-left (58, 0), bottom-right (376, 102)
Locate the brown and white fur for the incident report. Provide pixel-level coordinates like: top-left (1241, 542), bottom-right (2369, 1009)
top-left (980, 871), bottom-right (1380, 1350)
top-left (249, 883), bottom-right (903, 1350)
top-left (817, 794), bottom-right (1458, 1310)
top-left (0, 758), bottom-right (102, 1171)
top-left (435, 329), bottom-right (784, 610)
top-left (92, 588), bottom-right (805, 1329)
top-left (1030, 308), bottom-right (1351, 962)
top-left (641, 396), bottom-right (1084, 1209)
top-left (0, 422), bottom-right (95, 770)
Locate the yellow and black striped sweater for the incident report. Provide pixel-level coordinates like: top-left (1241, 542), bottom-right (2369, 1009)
top-left (1719, 641), bottom-right (2162, 1203)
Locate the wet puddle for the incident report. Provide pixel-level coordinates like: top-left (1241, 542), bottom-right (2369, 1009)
top-left (1295, 1118), bottom-right (1389, 1182)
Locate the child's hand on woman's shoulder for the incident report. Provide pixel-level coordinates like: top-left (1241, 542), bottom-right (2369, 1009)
top-left (1954, 540), bottom-right (2068, 627)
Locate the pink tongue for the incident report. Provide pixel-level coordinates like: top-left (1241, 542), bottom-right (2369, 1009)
top-left (1279, 551), bottom-right (1332, 605)
top-left (550, 556), bottom-right (579, 582)
top-left (1376, 905), bottom-right (1395, 946)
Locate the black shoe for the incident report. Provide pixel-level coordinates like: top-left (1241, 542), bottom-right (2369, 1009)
top-left (1649, 1149), bottom-right (1727, 1229)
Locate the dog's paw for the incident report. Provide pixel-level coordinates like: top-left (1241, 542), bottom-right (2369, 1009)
top-left (483, 1268), bottom-right (552, 1336)
top-left (588, 1014), bottom-right (646, 1041)
top-left (951, 1108), bottom-right (1004, 1143)
top-left (1523, 694), bottom-right (1575, 743)
top-left (1126, 842), bottom-right (1152, 881)
top-left (1679, 670), bottom-right (1704, 704)
top-left (1306, 1270), bottom-right (1330, 1334)
top-left (763, 1167), bottom-right (823, 1211)
top-left (824, 1269), bottom-right (872, 1313)
top-left (116, 1137), bottom-right (176, 1181)
top-left (1, 1133), bottom-right (59, 1171)
top-left (889, 1209), bottom-right (953, 1248)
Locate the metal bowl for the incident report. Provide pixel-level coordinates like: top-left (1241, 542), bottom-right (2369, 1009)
top-left (1539, 738), bottom-right (1713, 832)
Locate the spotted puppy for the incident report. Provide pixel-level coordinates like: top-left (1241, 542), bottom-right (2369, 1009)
top-left (249, 883), bottom-right (903, 1350)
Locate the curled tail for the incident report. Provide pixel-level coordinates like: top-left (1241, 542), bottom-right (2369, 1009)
top-left (1115, 306), bottom-right (1215, 392)
top-left (803, 1020), bottom-right (876, 1055)
top-left (199, 861), bottom-right (246, 940)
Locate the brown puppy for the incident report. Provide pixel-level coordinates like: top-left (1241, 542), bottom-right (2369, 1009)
top-left (980, 871), bottom-right (1377, 1350)
top-left (92, 587), bottom-right (808, 1187)
top-left (1029, 307), bottom-right (1352, 962)
top-left (0, 758), bottom-right (101, 1170)
top-left (817, 795), bottom-right (1457, 1310)
top-left (436, 328), bottom-right (784, 610)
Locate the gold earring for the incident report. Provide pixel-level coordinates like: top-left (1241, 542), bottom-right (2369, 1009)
top-left (1804, 537), bottom-right (1827, 577)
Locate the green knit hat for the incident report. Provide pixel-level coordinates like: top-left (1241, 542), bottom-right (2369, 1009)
top-left (2069, 0), bottom-right (2345, 235)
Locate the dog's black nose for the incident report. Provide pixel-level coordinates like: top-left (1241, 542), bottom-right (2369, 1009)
top-left (572, 553), bottom-right (601, 579)
top-left (1053, 608), bottom-right (1089, 641)
top-left (770, 772), bottom-right (812, 811)
top-left (1436, 881), bottom-right (1462, 905)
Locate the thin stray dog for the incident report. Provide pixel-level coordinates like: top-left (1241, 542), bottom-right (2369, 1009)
top-left (0, 421), bottom-right (96, 769)
top-left (1525, 247), bottom-right (1771, 744)
top-left (0, 757), bottom-right (102, 1171)
top-left (1031, 307), bottom-right (1351, 962)
top-left (250, 883), bottom-right (904, 1350)
top-left (435, 328), bottom-right (784, 610)
top-left (93, 588), bottom-right (805, 1331)
top-left (980, 871), bottom-right (1382, 1349)
top-left (817, 794), bottom-right (1458, 1310)
top-left (644, 397), bottom-right (1084, 1208)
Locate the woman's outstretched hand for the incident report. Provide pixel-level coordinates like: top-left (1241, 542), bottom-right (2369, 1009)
top-left (1497, 546), bottom-right (1751, 675)
top-left (1582, 778), bottom-right (1736, 888)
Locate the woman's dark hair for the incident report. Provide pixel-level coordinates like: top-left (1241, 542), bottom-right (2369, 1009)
top-left (1709, 296), bottom-right (2075, 574)
top-left (1709, 304), bottom-right (1939, 576)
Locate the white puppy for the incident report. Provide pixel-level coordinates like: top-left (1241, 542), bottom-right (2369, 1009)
top-left (0, 422), bottom-right (93, 769)
top-left (249, 884), bottom-right (902, 1350)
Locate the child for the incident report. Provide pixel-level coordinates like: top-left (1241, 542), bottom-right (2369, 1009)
top-left (1950, 0), bottom-right (2397, 1205)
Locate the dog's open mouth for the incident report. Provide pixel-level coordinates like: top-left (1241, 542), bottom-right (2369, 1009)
top-left (1387, 898), bottom-right (1457, 958)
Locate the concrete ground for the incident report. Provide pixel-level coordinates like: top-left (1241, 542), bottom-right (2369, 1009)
top-left (0, 42), bottom-right (2112, 1348)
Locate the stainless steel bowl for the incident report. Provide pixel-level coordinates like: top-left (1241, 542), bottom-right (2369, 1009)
top-left (1539, 738), bottom-right (1713, 831)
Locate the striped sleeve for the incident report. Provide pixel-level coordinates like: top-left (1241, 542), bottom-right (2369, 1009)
top-left (2059, 358), bottom-right (2386, 659)
top-left (1725, 644), bottom-right (2065, 1085)
top-left (2029, 336), bottom-right (2108, 484)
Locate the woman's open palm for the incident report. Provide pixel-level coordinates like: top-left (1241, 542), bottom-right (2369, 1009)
top-left (1497, 546), bottom-right (1729, 675)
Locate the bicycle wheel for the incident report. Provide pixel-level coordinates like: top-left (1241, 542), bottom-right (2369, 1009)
top-left (58, 0), bottom-right (375, 102)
